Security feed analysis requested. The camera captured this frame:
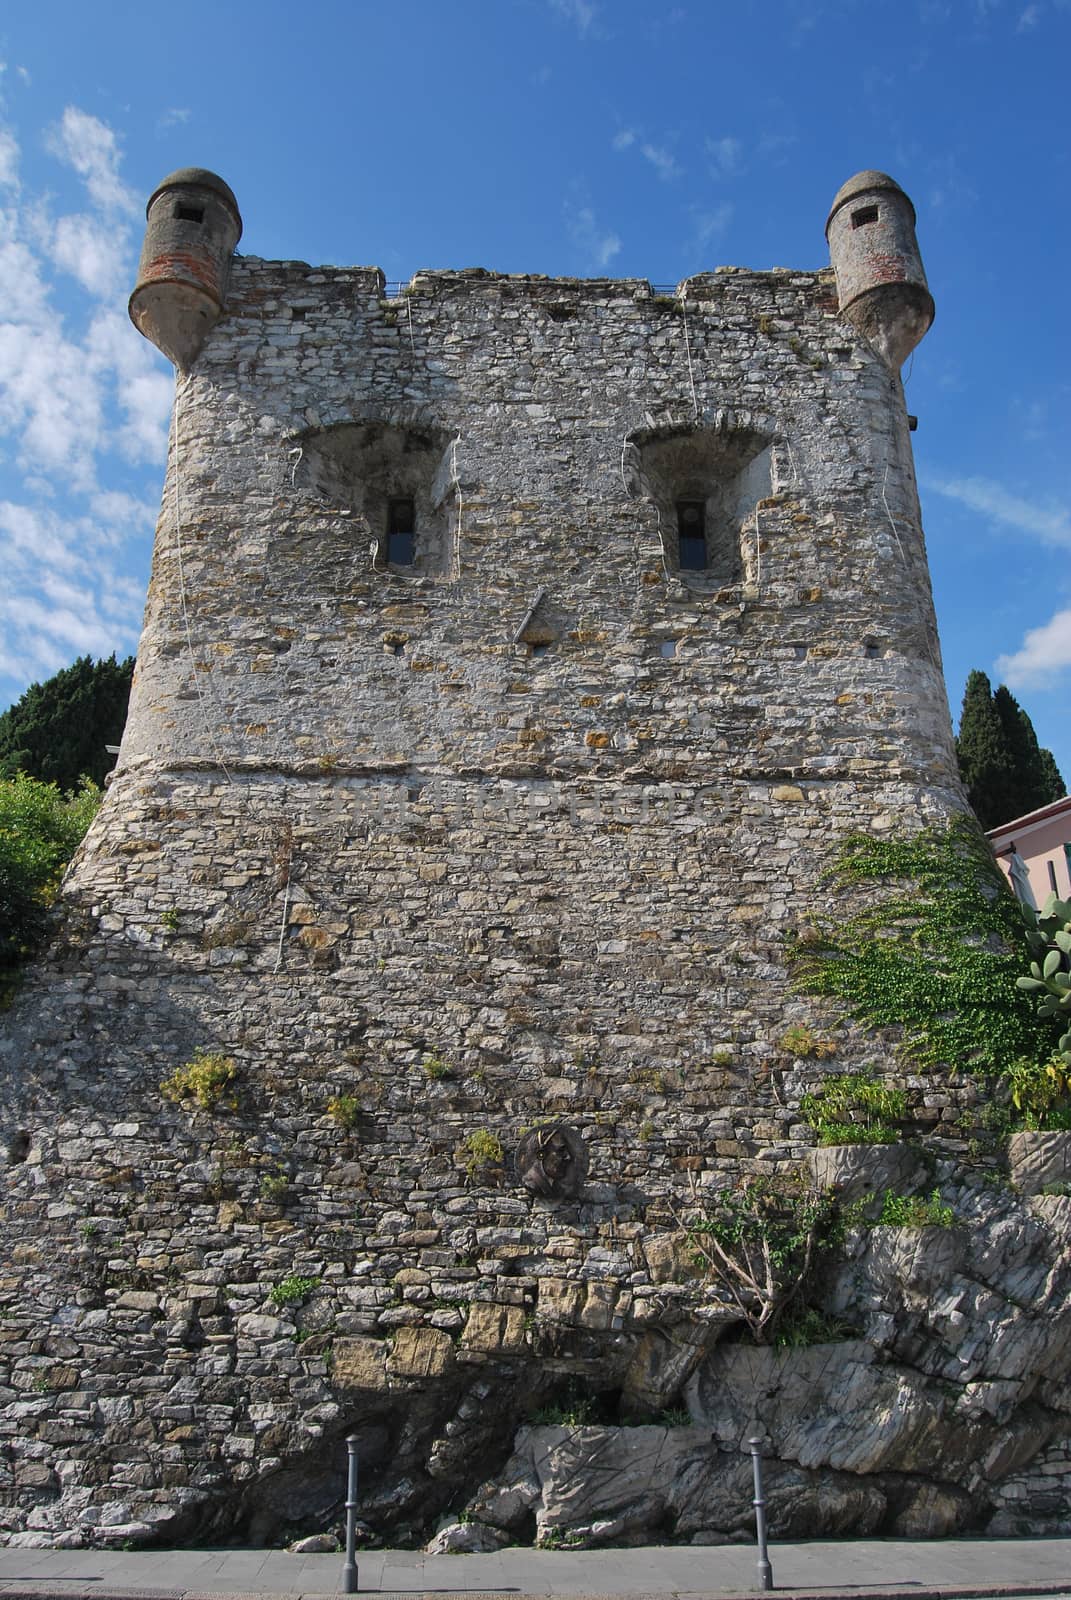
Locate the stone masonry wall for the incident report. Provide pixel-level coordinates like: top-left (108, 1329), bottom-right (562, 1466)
top-left (5, 256), bottom-right (1056, 1548)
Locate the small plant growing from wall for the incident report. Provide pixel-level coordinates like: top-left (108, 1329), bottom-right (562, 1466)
top-left (327, 1093), bottom-right (360, 1130)
top-left (800, 1072), bottom-right (906, 1145)
top-left (423, 1054), bottom-right (453, 1081)
top-left (269, 1274), bottom-right (320, 1308)
top-left (779, 1023), bottom-right (837, 1060)
top-left (878, 1188), bottom-right (955, 1227)
top-left (1003, 1054), bottom-right (1071, 1130)
top-left (458, 1128), bottom-right (503, 1179)
top-left (160, 1049), bottom-right (237, 1112)
top-left (259, 1170), bottom-right (290, 1205)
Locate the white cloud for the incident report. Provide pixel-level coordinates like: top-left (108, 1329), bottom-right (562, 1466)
top-left (612, 127), bottom-right (681, 179)
top-left (0, 499), bottom-right (145, 681)
top-left (996, 609), bottom-right (1071, 689)
top-left (549, 0), bottom-right (599, 36)
top-left (640, 141), bottom-right (680, 181)
top-left (0, 126), bottom-right (18, 188)
top-left (51, 212), bottom-right (129, 297)
top-left (0, 105), bottom-right (168, 704)
top-left (922, 472), bottom-right (1071, 546)
top-left (706, 135), bottom-right (743, 179)
top-left (46, 107), bottom-right (138, 216)
top-left (157, 107), bottom-right (191, 130)
top-left (566, 203), bottom-right (621, 269)
top-left (86, 309), bottom-right (173, 464)
top-left (692, 203), bottom-right (733, 247)
top-left (0, 317), bottom-right (106, 487)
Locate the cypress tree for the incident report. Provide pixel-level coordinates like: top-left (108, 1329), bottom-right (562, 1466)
top-left (1037, 745), bottom-right (1067, 805)
top-left (993, 685), bottom-right (1048, 818)
top-left (955, 670), bottom-right (1016, 828)
top-left (956, 671), bottom-right (1067, 827)
top-left (0, 655), bottom-right (134, 793)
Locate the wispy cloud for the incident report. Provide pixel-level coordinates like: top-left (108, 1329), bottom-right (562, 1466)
top-left (45, 106), bottom-right (138, 216)
top-left (922, 472), bottom-right (1071, 546)
top-left (0, 127), bottom-right (18, 188)
top-left (691, 203), bottom-right (733, 248)
top-left (996, 609), bottom-right (1071, 689)
top-left (565, 201), bottom-right (621, 269)
top-left (612, 127), bottom-right (681, 181)
top-left (157, 107), bottom-right (191, 131)
top-left (706, 135), bottom-right (743, 180)
top-left (548, 0), bottom-right (599, 37)
top-left (639, 141), bottom-right (680, 181)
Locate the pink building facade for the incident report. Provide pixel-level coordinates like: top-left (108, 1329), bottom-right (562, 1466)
top-left (988, 795), bottom-right (1071, 909)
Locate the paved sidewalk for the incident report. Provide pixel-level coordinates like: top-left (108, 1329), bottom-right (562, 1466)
top-left (0, 1537), bottom-right (1068, 1600)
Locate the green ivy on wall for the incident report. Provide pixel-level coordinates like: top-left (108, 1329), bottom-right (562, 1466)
top-left (787, 816), bottom-right (1052, 1075)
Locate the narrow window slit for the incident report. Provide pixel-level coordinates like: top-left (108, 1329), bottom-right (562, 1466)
top-left (851, 205), bottom-right (879, 229)
top-left (387, 498), bottom-right (415, 565)
top-left (677, 501), bottom-right (707, 571)
top-left (174, 204), bottom-right (205, 224)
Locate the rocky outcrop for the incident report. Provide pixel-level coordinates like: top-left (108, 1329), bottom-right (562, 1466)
top-left (444, 1173), bottom-right (1071, 1547)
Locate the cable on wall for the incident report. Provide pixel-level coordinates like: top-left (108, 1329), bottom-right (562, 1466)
top-left (880, 463), bottom-right (909, 567)
top-left (451, 431), bottom-right (463, 581)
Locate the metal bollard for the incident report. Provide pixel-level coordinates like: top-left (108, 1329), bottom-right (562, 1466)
top-left (748, 1436), bottom-right (773, 1591)
top-left (342, 1434), bottom-right (359, 1594)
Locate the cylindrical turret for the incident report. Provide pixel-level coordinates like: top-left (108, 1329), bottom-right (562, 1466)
top-left (129, 168), bottom-right (242, 371)
top-left (826, 170), bottom-right (934, 370)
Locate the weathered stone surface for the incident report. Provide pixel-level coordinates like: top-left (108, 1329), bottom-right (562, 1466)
top-left (1008, 1130), bottom-right (1071, 1196)
top-left (388, 1327), bottom-right (454, 1379)
top-left (806, 1142), bottom-right (931, 1211)
top-left (425, 1518), bottom-right (510, 1553)
top-left (332, 1338), bottom-right (389, 1391)
top-left (462, 1304), bottom-right (527, 1354)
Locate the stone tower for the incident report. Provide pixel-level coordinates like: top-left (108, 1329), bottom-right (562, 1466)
top-left (4, 171), bottom-right (1065, 1553)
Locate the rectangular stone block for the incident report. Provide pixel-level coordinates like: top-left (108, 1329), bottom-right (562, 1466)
top-left (331, 1336), bottom-right (388, 1391)
top-left (387, 1325), bottom-right (455, 1379)
top-left (461, 1302), bottom-right (527, 1353)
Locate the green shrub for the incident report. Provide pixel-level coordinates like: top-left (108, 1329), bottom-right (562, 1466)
top-left (878, 1188), bottom-right (954, 1227)
top-left (0, 772), bottom-right (102, 991)
top-left (685, 1173), bottom-right (839, 1343)
top-left (800, 1072), bottom-right (906, 1145)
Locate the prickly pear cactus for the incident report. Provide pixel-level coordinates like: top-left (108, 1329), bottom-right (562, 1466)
top-left (1017, 893), bottom-right (1071, 1059)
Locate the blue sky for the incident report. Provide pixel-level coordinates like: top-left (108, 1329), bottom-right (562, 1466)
top-left (1, 0), bottom-right (1069, 776)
